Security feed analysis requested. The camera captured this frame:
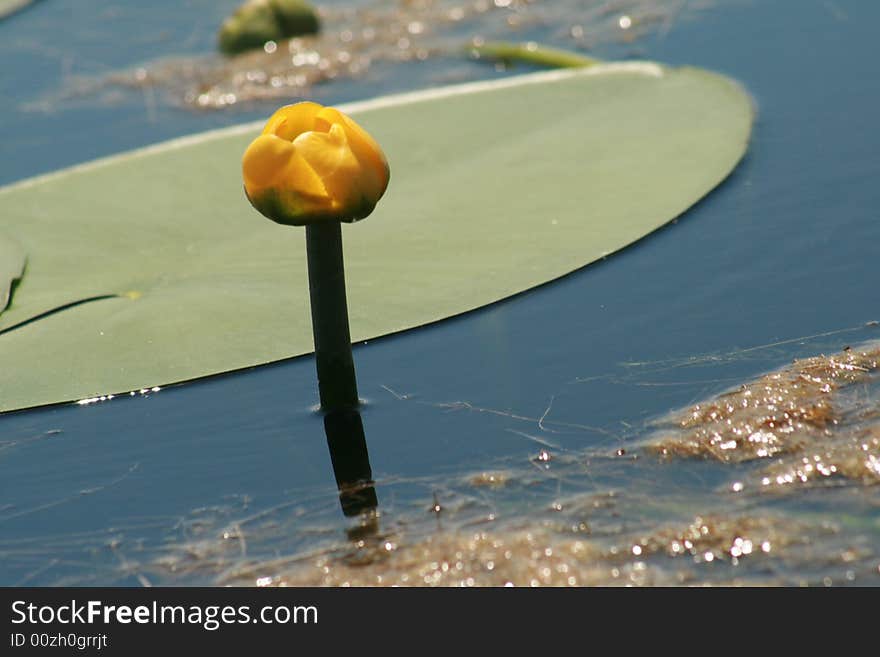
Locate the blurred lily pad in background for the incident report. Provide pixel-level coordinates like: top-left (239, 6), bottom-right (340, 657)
top-left (0, 0), bottom-right (35, 21)
top-left (0, 62), bottom-right (752, 413)
top-left (218, 0), bottom-right (320, 55)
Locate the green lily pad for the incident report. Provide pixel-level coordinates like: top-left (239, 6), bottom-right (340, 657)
top-left (0, 232), bottom-right (25, 315)
top-left (0, 0), bottom-right (35, 21)
top-left (0, 63), bottom-right (753, 413)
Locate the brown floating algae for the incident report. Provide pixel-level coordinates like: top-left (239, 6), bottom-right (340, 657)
top-left (142, 341), bottom-right (880, 587)
top-left (647, 344), bottom-right (880, 467)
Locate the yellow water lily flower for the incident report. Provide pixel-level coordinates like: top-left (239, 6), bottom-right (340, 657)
top-left (242, 101), bottom-right (390, 226)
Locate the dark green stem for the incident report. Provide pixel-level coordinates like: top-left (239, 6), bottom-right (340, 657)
top-left (305, 221), bottom-right (359, 411)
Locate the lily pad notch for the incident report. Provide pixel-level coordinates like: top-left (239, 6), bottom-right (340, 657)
top-left (0, 234), bottom-right (26, 315)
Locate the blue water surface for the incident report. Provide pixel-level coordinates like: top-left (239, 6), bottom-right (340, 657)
top-left (1, 0), bottom-right (879, 585)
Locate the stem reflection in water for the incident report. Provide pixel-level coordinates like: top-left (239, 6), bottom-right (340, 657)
top-left (322, 407), bottom-right (378, 521)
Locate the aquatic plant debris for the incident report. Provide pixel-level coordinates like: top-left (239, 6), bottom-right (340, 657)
top-left (234, 340), bottom-right (879, 587)
top-left (6, 337), bottom-right (879, 586)
top-left (51, 0), bottom-right (716, 111)
top-left (646, 342), bottom-right (880, 491)
top-left (147, 484), bottom-right (873, 587)
top-left (260, 514), bottom-right (822, 586)
top-left (468, 41), bottom-right (598, 69)
top-left (0, 63), bottom-right (752, 413)
top-left (759, 427), bottom-right (880, 489)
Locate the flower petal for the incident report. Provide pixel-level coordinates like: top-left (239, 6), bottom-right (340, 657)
top-left (315, 107), bottom-right (390, 196)
top-left (292, 124), bottom-right (361, 210)
top-left (243, 102), bottom-right (390, 224)
top-left (242, 134), bottom-right (296, 189)
top-left (262, 101), bottom-right (323, 141)
top-left (243, 133), bottom-right (336, 224)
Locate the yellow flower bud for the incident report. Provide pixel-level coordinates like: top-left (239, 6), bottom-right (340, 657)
top-left (242, 101), bottom-right (390, 226)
